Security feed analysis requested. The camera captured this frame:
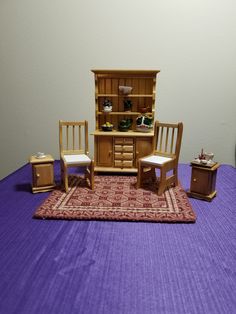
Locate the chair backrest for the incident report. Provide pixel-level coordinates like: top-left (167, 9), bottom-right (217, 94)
top-left (59, 120), bottom-right (89, 155)
top-left (153, 121), bottom-right (183, 162)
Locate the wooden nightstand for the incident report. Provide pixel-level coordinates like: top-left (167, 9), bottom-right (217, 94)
top-left (29, 154), bottom-right (55, 193)
top-left (187, 162), bottom-right (220, 201)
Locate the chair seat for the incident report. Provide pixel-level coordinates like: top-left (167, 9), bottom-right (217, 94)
top-left (64, 154), bottom-right (91, 165)
top-left (141, 155), bottom-right (172, 165)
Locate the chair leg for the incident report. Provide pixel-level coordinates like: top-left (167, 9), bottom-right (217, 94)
top-left (60, 159), bottom-right (64, 186)
top-left (64, 173), bottom-right (69, 192)
top-left (60, 160), bottom-right (68, 192)
top-left (62, 164), bottom-right (68, 193)
top-left (157, 169), bottom-right (167, 196)
top-left (150, 168), bottom-right (156, 182)
top-left (90, 161), bottom-right (94, 190)
top-left (136, 160), bottom-right (142, 188)
top-left (173, 166), bottom-right (178, 186)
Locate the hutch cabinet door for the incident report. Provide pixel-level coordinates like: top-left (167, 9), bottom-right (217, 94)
top-left (96, 136), bottom-right (113, 167)
top-left (135, 137), bottom-right (153, 167)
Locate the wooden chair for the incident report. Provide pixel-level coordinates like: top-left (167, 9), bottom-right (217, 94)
top-left (59, 120), bottom-right (94, 192)
top-left (136, 121), bottom-right (183, 195)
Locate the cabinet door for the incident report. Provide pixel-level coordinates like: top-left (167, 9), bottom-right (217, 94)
top-left (135, 137), bottom-right (153, 167)
top-left (97, 136), bottom-right (113, 167)
top-left (190, 168), bottom-right (211, 195)
top-left (33, 163), bottom-right (54, 187)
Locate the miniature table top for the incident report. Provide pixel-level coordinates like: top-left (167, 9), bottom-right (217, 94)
top-left (29, 154), bottom-right (54, 164)
top-left (190, 160), bottom-right (220, 171)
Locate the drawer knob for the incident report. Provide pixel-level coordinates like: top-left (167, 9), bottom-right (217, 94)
top-left (193, 178), bottom-right (197, 182)
top-left (36, 173), bottom-right (40, 178)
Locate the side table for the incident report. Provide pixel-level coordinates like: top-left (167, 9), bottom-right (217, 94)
top-left (29, 154), bottom-right (55, 193)
top-left (187, 162), bottom-right (220, 201)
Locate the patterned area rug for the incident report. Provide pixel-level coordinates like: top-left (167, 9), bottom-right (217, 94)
top-left (34, 175), bottom-right (196, 223)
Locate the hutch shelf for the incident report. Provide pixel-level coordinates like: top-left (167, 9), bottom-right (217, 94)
top-left (91, 69), bottom-right (160, 173)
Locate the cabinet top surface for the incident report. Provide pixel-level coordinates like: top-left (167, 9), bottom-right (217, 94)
top-left (91, 69), bottom-right (160, 75)
top-left (190, 161), bottom-right (220, 171)
top-left (29, 154), bottom-right (54, 164)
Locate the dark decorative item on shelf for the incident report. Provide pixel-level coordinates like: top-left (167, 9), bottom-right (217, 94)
top-left (123, 99), bottom-right (132, 112)
top-left (119, 85), bottom-right (133, 95)
top-left (103, 98), bottom-right (112, 112)
top-left (118, 119), bottom-right (133, 132)
top-left (139, 106), bottom-right (150, 113)
top-left (136, 115), bottom-right (153, 132)
top-left (102, 122), bottom-right (113, 131)
top-left (198, 148), bottom-right (205, 161)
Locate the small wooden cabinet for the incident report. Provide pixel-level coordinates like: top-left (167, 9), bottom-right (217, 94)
top-left (91, 69), bottom-right (160, 173)
top-left (187, 162), bottom-right (220, 201)
top-left (29, 155), bottom-right (55, 193)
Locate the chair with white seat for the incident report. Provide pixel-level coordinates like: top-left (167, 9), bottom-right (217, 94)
top-left (59, 120), bottom-right (94, 192)
top-left (136, 121), bottom-right (183, 195)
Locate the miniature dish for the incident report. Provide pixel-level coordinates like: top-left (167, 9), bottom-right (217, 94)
top-left (204, 152), bottom-right (214, 161)
top-left (35, 153), bottom-right (46, 159)
top-left (119, 85), bottom-right (133, 95)
top-left (118, 126), bottom-right (130, 132)
top-left (103, 107), bottom-right (112, 112)
top-left (136, 125), bottom-right (153, 132)
top-left (102, 125), bottom-right (113, 131)
top-left (140, 107), bottom-right (149, 113)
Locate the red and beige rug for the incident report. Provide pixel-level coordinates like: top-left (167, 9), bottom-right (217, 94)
top-left (34, 175), bottom-right (196, 223)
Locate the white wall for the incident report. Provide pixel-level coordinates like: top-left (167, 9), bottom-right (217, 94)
top-left (0, 0), bottom-right (235, 179)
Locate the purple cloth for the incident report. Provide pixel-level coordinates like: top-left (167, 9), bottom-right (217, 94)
top-left (0, 162), bottom-right (235, 314)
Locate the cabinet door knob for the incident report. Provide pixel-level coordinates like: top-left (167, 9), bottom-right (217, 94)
top-left (36, 173), bottom-right (40, 178)
top-left (193, 178), bottom-right (197, 182)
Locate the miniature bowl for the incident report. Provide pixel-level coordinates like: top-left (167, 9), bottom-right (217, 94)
top-left (103, 106), bottom-right (112, 112)
top-left (136, 125), bottom-right (153, 133)
top-left (118, 126), bottom-right (130, 132)
top-left (119, 85), bottom-right (133, 95)
top-left (139, 107), bottom-right (149, 113)
top-left (102, 125), bottom-right (113, 131)
top-left (204, 152), bottom-right (214, 161)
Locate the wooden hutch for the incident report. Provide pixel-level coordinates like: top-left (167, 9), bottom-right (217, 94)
top-left (91, 69), bottom-right (160, 173)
